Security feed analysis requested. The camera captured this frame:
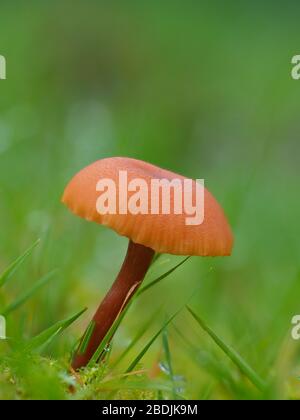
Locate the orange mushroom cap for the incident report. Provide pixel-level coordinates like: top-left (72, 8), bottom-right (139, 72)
top-left (62, 157), bottom-right (233, 256)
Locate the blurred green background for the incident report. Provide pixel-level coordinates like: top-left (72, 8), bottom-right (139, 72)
top-left (1, 0), bottom-right (300, 399)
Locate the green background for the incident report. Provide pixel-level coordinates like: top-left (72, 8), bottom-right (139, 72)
top-left (0, 1), bottom-right (300, 399)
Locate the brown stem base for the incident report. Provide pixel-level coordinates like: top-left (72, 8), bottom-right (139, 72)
top-left (72, 240), bottom-right (154, 370)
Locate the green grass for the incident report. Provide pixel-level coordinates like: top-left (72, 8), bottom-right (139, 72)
top-left (186, 306), bottom-right (267, 393)
top-left (0, 238), bottom-right (299, 399)
top-left (0, 242), bottom-right (192, 399)
top-left (0, 239), bottom-right (40, 288)
top-left (1, 1), bottom-right (300, 400)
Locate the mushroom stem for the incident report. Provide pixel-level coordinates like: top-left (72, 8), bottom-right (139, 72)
top-left (72, 240), bottom-right (155, 370)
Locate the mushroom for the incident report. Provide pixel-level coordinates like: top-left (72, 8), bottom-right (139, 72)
top-left (62, 157), bottom-right (233, 369)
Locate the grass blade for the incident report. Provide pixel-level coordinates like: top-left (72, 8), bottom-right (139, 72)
top-left (173, 324), bottom-right (251, 399)
top-left (111, 310), bottom-right (160, 369)
top-left (25, 308), bottom-right (87, 352)
top-left (2, 269), bottom-right (57, 316)
top-left (186, 305), bottom-right (267, 393)
top-left (88, 257), bottom-right (191, 368)
top-left (162, 326), bottom-right (178, 399)
top-left (87, 305), bottom-right (130, 367)
top-left (77, 319), bottom-right (96, 356)
top-left (138, 256), bottom-right (190, 296)
top-left (126, 308), bottom-right (182, 374)
top-left (0, 239), bottom-right (40, 288)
